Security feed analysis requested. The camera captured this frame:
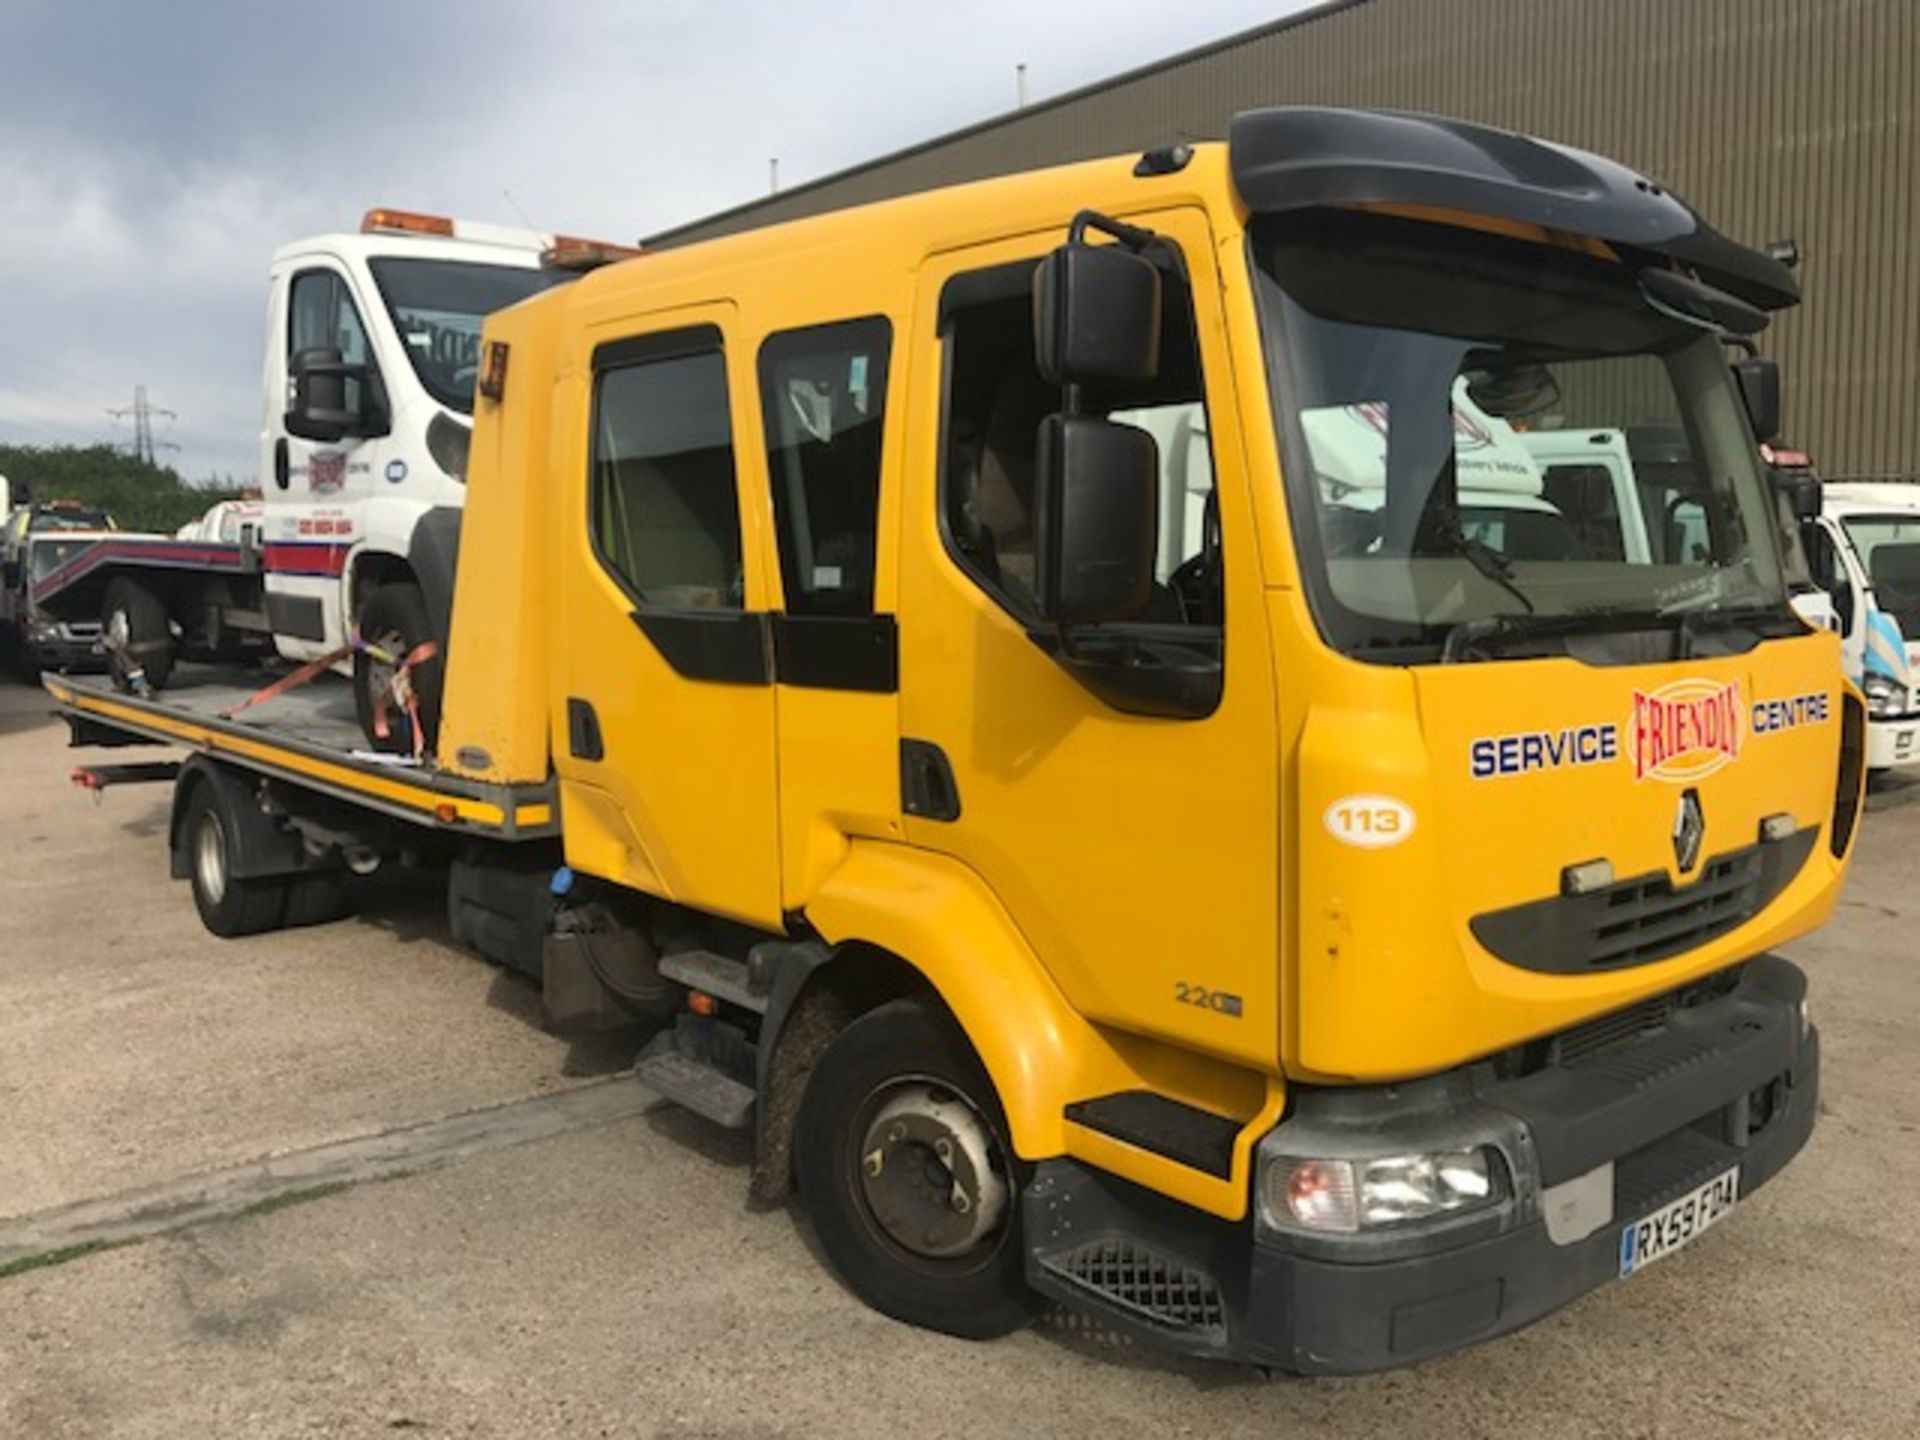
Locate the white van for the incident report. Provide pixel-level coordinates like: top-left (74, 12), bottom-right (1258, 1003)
top-left (258, 209), bottom-right (596, 733)
top-left (1804, 482), bottom-right (1920, 769)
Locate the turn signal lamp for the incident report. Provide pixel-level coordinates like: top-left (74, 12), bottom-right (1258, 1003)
top-left (362, 207), bottom-right (457, 238)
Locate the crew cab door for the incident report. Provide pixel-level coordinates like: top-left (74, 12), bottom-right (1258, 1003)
top-left (895, 208), bottom-right (1281, 1070)
top-left (553, 307), bottom-right (784, 929)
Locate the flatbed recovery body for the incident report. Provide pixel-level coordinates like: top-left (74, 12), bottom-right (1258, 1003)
top-left (46, 666), bottom-right (556, 840)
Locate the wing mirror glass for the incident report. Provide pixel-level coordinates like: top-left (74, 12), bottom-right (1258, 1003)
top-left (1034, 225), bottom-right (1162, 387)
top-left (287, 346), bottom-right (380, 442)
top-left (1034, 414), bottom-right (1159, 625)
top-left (1734, 355), bottom-right (1782, 445)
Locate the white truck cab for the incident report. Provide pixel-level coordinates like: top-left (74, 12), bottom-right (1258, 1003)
top-left (258, 208), bottom-right (581, 734)
top-left (1298, 380), bottom-right (1651, 563)
top-left (1804, 482), bottom-right (1920, 770)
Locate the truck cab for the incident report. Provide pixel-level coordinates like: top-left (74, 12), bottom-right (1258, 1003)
top-left (419, 109), bottom-right (1851, 1371)
top-left (1803, 481), bottom-right (1920, 769)
top-left (258, 209), bottom-right (576, 735)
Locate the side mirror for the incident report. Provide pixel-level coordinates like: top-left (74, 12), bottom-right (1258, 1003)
top-left (1034, 414), bottom-right (1158, 625)
top-left (1734, 356), bottom-right (1782, 445)
top-left (1034, 241), bottom-right (1161, 386)
top-left (287, 346), bottom-right (366, 442)
top-left (1774, 468), bottom-right (1820, 523)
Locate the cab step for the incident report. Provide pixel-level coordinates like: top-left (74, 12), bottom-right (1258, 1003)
top-left (658, 949), bottom-right (769, 1014)
top-left (634, 1031), bottom-right (756, 1129)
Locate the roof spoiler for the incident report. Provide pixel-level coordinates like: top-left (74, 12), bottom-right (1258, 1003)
top-left (1229, 107), bottom-right (1799, 313)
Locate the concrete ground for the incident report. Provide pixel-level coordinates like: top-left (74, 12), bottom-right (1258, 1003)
top-left (1, 669), bottom-right (1916, 1439)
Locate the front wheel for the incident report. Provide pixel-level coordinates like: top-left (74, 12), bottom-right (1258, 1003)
top-left (794, 997), bottom-right (1035, 1339)
top-left (102, 577), bottom-right (174, 693)
top-left (353, 582), bottom-right (442, 754)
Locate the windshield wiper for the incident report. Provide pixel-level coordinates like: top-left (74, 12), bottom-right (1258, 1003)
top-left (1423, 521), bottom-right (1536, 616)
top-left (1441, 603), bottom-right (1793, 664)
top-left (1440, 609), bottom-right (1630, 663)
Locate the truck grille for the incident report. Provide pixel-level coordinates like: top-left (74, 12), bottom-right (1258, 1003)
top-left (1042, 1239), bottom-right (1226, 1335)
top-left (1470, 829), bottom-right (1816, 974)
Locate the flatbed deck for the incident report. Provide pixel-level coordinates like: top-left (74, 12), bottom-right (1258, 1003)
top-left (44, 664), bottom-right (557, 840)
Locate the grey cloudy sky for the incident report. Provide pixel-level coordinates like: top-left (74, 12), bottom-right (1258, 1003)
top-left (0, 0), bottom-right (1299, 484)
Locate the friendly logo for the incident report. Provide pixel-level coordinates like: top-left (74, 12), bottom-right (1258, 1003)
top-left (1630, 679), bottom-right (1744, 783)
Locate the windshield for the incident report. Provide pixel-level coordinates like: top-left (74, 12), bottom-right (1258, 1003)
top-left (28, 536), bottom-right (96, 579)
top-left (1841, 512), bottom-right (1920, 639)
top-left (1253, 210), bottom-right (1788, 662)
top-left (31, 508), bottom-right (112, 533)
top-left (369, 257), bottom-right (570, 413)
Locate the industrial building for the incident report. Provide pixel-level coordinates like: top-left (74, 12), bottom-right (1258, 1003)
top-left (649, 0), bottom-right (1918, 481)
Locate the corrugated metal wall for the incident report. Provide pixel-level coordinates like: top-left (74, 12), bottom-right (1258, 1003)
top-left (650, 0), bottom-right (1920, 479)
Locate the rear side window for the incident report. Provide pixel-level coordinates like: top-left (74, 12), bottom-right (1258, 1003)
top-left (591, 345), bottom-right (744, 610)
top-left (758, 318), bottom-right (892, 616)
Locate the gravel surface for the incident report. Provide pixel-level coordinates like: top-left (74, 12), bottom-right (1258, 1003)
top-left (2, 671), bottom-right (1916, 1438)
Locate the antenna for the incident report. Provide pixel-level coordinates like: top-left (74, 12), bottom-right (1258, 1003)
top-left (769, 157), bottom-right (780, 195)
top-left (501, 187), bottom-right (537, 229)
top-left (1016, 62), bottom-right (1029, 108)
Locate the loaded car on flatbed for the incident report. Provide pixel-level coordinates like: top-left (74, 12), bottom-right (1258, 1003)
top-left (50, 107), bottom-right (1858, 1373)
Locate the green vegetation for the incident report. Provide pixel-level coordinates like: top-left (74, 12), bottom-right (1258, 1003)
top-left (0, 444), bottom-right (245, 533)
top-left (237, 1181), bottom-right (350, 1219)
top-left (0, 1239), bottom-right (125, 1281)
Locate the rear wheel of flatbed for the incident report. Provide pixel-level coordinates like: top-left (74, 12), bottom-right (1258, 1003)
top-left (794, 997), bottom-right (1036, 1340)
top-left (183, 783), bottom-right (287, 937)
top-left (102, 576), bottom-right (174, 693)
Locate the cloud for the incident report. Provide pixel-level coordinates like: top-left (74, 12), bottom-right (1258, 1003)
top-left (0, 0), bottom-right (1297, 482)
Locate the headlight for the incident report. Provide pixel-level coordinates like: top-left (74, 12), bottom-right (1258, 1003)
top-left (1862, 672), bottom-right (1905, 717)
top-left (1261, 1148), bottom-right (1497, 1233)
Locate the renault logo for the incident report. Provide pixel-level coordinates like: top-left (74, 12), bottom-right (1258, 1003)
top-left (1673, 788), bottom-right (1706, 873)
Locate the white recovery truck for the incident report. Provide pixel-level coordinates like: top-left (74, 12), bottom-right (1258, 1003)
top-left (1796, 480), bottom-right (1920, 770)
top-left (23, 209), bottom-right (627, 747)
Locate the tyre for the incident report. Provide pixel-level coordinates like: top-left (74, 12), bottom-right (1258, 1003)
top-left (181, 782), bottom-right (287, 937)
top-left (284, 872), bottom-right (350, 928)
top-left (353, 582), bottom-right (442, 754)
top-left (795, 997), bottom-right (1035, 1339)
top-left (102, 576), bottom-right (174, 693)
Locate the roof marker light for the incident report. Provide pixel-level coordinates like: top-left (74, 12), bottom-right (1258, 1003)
top-left (541, 236), bottom-right (645, 272)
top-left (362, 208), bottom-right (456, 238)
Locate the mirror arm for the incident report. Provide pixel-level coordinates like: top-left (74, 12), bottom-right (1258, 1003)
top-left (1066, 209), bottom-right (1156, 252)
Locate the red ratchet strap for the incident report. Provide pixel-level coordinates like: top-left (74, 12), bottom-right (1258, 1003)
top-left (369, 641), bottom-right (439, 760)
top-left (219, 643), bottom-right (357, 719)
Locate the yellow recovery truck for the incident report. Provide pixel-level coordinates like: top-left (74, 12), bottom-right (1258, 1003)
top-left (50, 108), bottom-right (1860, 1372)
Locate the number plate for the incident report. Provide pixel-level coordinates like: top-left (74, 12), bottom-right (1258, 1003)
top-left (1618, 1166), bottom-right (1739, 1277)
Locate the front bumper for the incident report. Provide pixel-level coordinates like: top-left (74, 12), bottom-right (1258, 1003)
top-left (26, 628), bottom-right (104, 671)
top-left (1866, 713), bottom-right (1920, 769)
top-left (1024, 954), bottom-right (1817, 1373)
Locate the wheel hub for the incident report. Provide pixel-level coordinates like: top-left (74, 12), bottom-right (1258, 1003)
top-left (195, 812), bottom-right (228, 906)
top-left (857, 1082), bottom-right (1009, 1259)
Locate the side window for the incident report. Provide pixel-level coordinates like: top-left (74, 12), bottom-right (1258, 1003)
top-left (758, 318), bottom-right (891, 616)
top-left (591, 345), bottom-right (744, 611)
top-left (288, 269), bottom-right (374, 413)
top-left (1804, 524), bottom-right (1854, 636)
top-left (941, 256), bottom-right (1220, 627)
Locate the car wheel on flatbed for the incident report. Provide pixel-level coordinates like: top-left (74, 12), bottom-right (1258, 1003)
top-left (795, 997), bottom-right (1036, 1340)
top-left (103, 576), bottom-right (174, 693)
top-left (354, 582), bottom-right (441, 755)
top-left (182, 783), bottom-right (287, 937)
